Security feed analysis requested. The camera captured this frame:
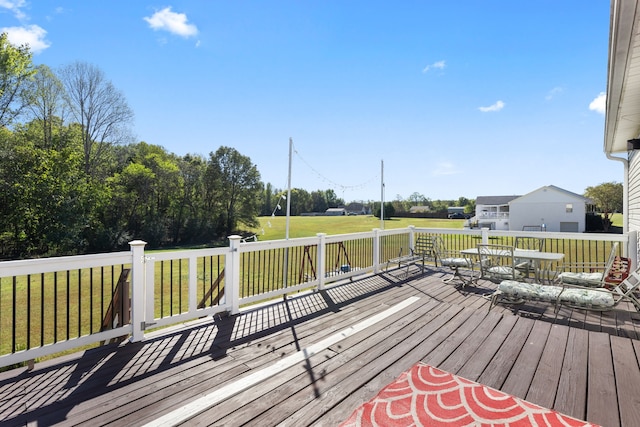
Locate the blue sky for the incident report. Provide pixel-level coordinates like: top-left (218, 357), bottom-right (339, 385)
top-left (1, 1), bottom-right (617, 202)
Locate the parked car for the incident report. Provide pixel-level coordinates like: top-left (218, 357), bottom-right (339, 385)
top-left (448, 212), bottom-right (470, 219)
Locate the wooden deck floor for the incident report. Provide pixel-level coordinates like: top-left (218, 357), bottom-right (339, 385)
top-left (2, 265), bottom-right (640, 426)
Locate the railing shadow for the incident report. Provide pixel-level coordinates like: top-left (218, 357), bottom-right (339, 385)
top-left (0, 341), bottom-right (145, 426)
top-left (0, 266), bottom-right (429, 425)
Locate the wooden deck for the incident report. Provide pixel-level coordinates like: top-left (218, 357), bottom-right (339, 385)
top-left (2, 265), bottom-right (640, 426)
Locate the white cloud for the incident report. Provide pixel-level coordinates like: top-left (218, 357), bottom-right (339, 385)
top-left (545, 86), bottom-right (564, 101)
top-left (478, 100), bottom-right (505, 112)
top-left (589, 92), bottom-right (606, 115)
top-left (144, 7), bottom-right (198, 38)
top-left (432, 161), bottom-right (460, 176)
top-left (422, 60), bottom-right (446, 73)
top-left (0, 0), bottom-right (27, 20)
top-left (1, 25), bottom-right (51, 54)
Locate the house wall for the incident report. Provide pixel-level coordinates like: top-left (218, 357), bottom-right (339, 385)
top-left (509, 188), bottom-right (586, 232)
top-left (629, 150), bottom-right (640, 234)
top-left (629, 151), bottom-right (640, 262)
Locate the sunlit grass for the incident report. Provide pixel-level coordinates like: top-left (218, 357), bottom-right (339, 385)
top-left (251, 215), bottom-right (462, 241)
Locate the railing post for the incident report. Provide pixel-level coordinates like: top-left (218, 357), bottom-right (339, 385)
top-left (226, 235), bottom-right (242, 315)
top-left (373, 228), bottom-right (381, 274)
top-left (409, 225), bottom-right (416, 250)
top-left (481, 228), bottom-right (490, 244)
top-left (129, 240), bottom-right (147, 343)
top-left (188, 255), bottom-right (198, 315)
top-left (317, 233), bottom-right (327, 290)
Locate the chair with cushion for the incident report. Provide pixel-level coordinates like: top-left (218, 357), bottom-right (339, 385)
top-left (491, 268), bottom-right (640, 312)
top-left (478, 244), bottom-right (523, 283)
top-left (513, 236), bottom-right (545, 279)
top-left (557, 242), bottom-right (619, 288)
top-left (432, 236), bottom-right (475, 286)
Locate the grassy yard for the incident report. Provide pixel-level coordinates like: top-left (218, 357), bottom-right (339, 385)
top-left (250, 213), bottom-right (624, 241)
top-left (250, 215), bottom-right (463, 241)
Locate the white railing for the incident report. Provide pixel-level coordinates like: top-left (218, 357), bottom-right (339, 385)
top-left (0, 227), bottom-right (634, 369)
top-left (479, 212), bottom-right (510, 219)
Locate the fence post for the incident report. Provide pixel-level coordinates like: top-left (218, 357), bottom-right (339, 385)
top-left (317, 233), bottom-right (327, 290)
top-left (227, 235), bottom-right (242, 315)
top-left (481, 228), bottom-right (490, 244)
top-left (408, 225), bottom-right (416, 250)
top-left (129, 240), bottom-right (147, 343)
top-left (373, 228), bottom-right (381, 274)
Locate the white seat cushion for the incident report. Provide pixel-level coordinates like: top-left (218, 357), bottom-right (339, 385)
top-left (441, 257), bottom-right (472, 268)
top-left (499, 280), bottom-right (616, 309)
top-left (558, 272), bottom-right (603, 287)
top-left (558, 288), bottom-right (615, 308)
top-left (487, 266), bottom-right (523, 280)
top-left (499, 281), bottom-right (562, 302)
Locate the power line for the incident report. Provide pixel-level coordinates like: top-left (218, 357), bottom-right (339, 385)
top-left (292, 142), bottom-right (379, 194)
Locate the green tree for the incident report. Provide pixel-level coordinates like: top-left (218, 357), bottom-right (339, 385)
top-left (0, 32), bottom-right (37, 128)
top-left (261, 182), bottom-right (274, 216)
top-left (324, 189), bottom-right (343, 208)
top-left (25, 64), bottom-right (68, 149)
top-left (206, 146), bottom-right (262, 236)
top-left (106, 162), bottom-right (156, 243)
top-left (174, 153), bottom-right (208, 243)
top-left (310, 190), bottom-right (327, 213)
top-left (585, 182), bottom-right (623, 231)
top-left (373, 202), bottom-right (395, 219)
top-left (408, 192), bottom-right (428, 206)
top-left (293, 188), bottom-right (314, 215)
top-left (0, 120), bottom-right (88, 256)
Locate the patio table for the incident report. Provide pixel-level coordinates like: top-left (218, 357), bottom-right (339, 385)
top-left (460, 247), bottom-right (564, 284)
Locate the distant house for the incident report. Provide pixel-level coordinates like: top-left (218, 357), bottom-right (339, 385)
top-left (509, 185), bottom-right (594, 233)
top-left (325, 208), bottom-right (347, 216)
top-left (475, 195), bottom-right (520, 230)
top-left (345, 203), bottom-right (371, 215)
top-left (473, 186), bottom-right (593, 232)
top-left (409, 206), bottom-right (431, 214)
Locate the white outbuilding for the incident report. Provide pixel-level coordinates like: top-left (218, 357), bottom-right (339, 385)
top-left (509, 185), bottom-right (594, 233)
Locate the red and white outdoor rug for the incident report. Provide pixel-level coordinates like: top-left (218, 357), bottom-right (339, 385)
top-left (340, 363), bottom-right (599, 427)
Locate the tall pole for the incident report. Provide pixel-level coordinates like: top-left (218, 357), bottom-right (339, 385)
top-left (283, 138), bottom-right (293, 289)
top-left (286, 138), bottom-right (292, 240)
top-left (381, 159), bottom-right (385, 230)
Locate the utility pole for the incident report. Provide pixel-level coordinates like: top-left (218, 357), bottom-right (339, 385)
top-left (381, 159), bottom-right (385, 230)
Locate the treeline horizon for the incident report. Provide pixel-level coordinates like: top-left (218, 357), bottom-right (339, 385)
top-left (0, 33), bottom-right (473, 259)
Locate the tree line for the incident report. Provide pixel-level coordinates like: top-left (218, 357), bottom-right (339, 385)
top-left (0, 34), bottom-right (622, 258)
top-left (0, 34), bottom-right (362, 258)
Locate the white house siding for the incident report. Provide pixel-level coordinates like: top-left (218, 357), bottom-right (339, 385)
top-left (628, 151), bottom-right (640, 262)
top-left (628, 150), bottom-right (640, 234)
top-left (509, 186), bottom-right (587, 233)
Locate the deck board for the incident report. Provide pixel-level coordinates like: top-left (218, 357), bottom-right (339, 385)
top-left (477, 316), bottom-right (535, 390)
top-left (555, 327), bottom-right (589, 421)
top-left (525, 323), bottom-right (569, 409)
top-left (587, 331), bottom-right (619, 427)
top-left (611, 335), bottom-right (640, 426)
top-left (501, 320), bottom-right (551, 399)
top-left (1, 267), bottom-right (640, 426)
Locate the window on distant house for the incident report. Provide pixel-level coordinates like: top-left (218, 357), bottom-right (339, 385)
top-left (566, 204), bottom-right (573, 213)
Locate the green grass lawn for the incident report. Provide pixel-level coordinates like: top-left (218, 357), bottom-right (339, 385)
top-left (250, 215), bottom-right (462, 241)
top-left (250, 213), bottom-right (623, 241)
top-left (611, 213), bottom-right (623, 227)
